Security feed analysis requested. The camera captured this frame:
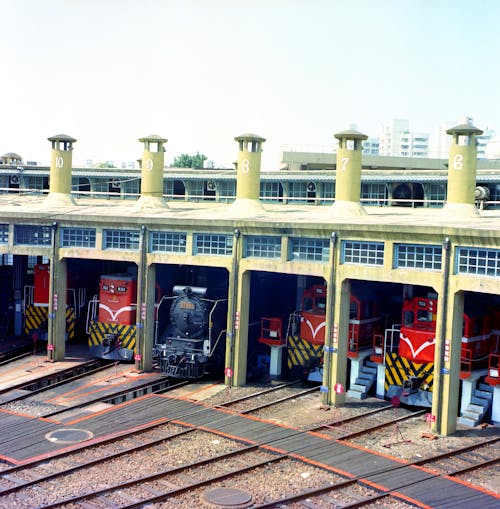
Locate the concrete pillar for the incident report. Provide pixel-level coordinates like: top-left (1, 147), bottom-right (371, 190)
top-left (491, 386), bottom-right (500, 424)
top-left (330, 129), bottom-right (368, 217)
top-left (44, 134), bottom-right (77, 207)
top-left (134, 225), bottom-right (147, 371)
top-left (322, 233), bottom-right (337, 405)
top-left (442, 123), bottom-right (483, 217)
top-left (138, 262), bottom-right (156, 372)
top-left (225, 229), bottom-right (242, 386)
top-left (133, 135), bottom-right (168, 210)
top-left (268, 346), bottom-right (285, 378)
top-left (432, 290), bottom-right (464, 436)
top-left (229, 133), bottom-right (266, 216)
top-left (47, 222), bottom-right (67, 361)
top-left (230, 269), bottom-right (250, 387)
top-left (376, 364), bottom-right (386, 398)
top-left (326, 279), bottom-right (351, 406)
top-left (50, 258), bottom-right (68, 361)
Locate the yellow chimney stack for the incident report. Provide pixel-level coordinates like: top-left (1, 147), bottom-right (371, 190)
top-left (44, 134), bottom-right (76, 207)
top-left (133, 135), bottom-right (168, 210)
top-left (330, 129), bottom-right (368, 216)
top-left (443, 123), bottom-right (483, 217)
top-left (229, 133), bottom-right (266, 216)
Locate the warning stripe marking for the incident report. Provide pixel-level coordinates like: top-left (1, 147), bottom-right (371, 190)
top-left (24, 305), bottom-right (75, 340)
top-left (385, 352), bottom-right (434, 391)
top-left (287, 335), bottom-right (323, 369)
top-left (88, 321), bottom-right (137, 350)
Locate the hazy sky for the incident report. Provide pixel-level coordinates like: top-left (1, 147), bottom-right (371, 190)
top-left (1, 0), bottom-right (499, 168)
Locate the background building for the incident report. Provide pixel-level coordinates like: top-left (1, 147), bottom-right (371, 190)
top-left (378, 119), bottom-right (429, 158)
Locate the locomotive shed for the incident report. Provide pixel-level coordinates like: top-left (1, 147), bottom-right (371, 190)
top-left (0, 392), bottom-right (498, 508)
top-left (0, 125), bottom-right (499, 450)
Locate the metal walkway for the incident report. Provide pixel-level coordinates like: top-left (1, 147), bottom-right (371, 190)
top-left (0, 394), bottom-right (498, 508)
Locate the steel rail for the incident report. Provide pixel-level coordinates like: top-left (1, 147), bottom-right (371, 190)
top-left (315, 402), bottom-right (393, 428)
top-left (38, 375), bottom-right (179, 419)
top-left (413, 436), bottom-right (499, 466)
top-left (5, 411), bottom-right (498, 509)
top-left (334, 409), bottom-right (426, 440)
top-left (0, 427), bottom-right (195, 496)
top-left (33, 446), bottom-right (283, 509)
top-left (213, 380), bottom-right (300, 407)
top-left (238, 385), bottom-right (320, 414)
top-left (0, 358), bottom-right (110, 396)
top-left (247, 437), bottom-right (500, 508)
top-left (448, 456), bottom-right (500, 476)
top-left (0, 345), bottom-right (45, 366)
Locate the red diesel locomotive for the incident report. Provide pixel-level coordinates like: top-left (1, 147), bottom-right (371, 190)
top-left (86, 273), bottom-right (138, 360)
top-left (382, 295), bottom-right (498, 406)
top-left (24, 263), bottom-right (85, 341)
top-left (261, 284), bottom-right (382, 381)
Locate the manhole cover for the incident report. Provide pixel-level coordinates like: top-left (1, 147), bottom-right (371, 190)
top-left (202, 488), bottom-right (253, 508)
top-left (45, 428), bottom-right (94, 444)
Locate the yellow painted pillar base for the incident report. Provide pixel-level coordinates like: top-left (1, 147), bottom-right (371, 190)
top-left (441, 202), bottom-right (480, 218)
top-left (132, 196), bottom-right (168, 211)
top-left (329, 200), bottom-right (367, 217)
top-left (227, 198), bottom-right (265, 217)
top-left (43, 192), bottom-right (76, 208)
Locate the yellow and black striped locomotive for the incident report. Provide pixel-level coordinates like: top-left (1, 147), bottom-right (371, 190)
top-left (24, 263), bottom-right (83, 342)
top-left (86, 273), bottom-right (138, 361)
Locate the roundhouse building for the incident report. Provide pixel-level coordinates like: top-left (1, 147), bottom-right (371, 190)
top-left (0, 126), bottom-right (498, 438)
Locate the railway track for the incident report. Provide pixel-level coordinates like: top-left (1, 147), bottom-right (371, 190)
top-left (1, 424), bottom-right (496, 509)
top-left (211, 381), bottom-right (426, 443)
top-left (0, 371), bottom-right (191, 428)
top-left (0, 358), bottom-right (111, 398)
top-left (0, 378), bottom-right (497, 508)
top-left (214, 380), bottom-right (319, 414)
top-left (309, 405), bottom-right (426, 440)
top-left (415, 437), bottom-right (500, 475)
top-left (0, 342), bottom-right (44, 366)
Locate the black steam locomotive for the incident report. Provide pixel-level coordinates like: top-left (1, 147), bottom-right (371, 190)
top-left (153, 286), bottom-right (228, 378)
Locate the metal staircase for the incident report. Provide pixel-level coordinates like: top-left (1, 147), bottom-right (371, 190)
top-left (347, 358), bottom-right (378, 399)
top-left (458, 381), bottom-right (494, 427)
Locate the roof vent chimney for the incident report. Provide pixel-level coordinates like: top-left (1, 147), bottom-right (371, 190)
top-left (43, 134), bottom-right (77, 207)
top-left (228, 133), bottom-right (266, 216)
top-left (133, 135), bottom-right (168, 211)
top-left (442, 123), bottom-right (483, 217)
top-left (329, 129), bottom-right (368, 217)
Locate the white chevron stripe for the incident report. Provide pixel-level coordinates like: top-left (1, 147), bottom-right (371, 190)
top-left (303, 319), bottom-right (326, 340)
top-left (99, 303), bottom-right (136, 322)
top-left (400, 333), bottom-right (435, 359)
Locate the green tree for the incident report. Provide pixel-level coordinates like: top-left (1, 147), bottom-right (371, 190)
top-left (172, 152), bottom-right (207, 169)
